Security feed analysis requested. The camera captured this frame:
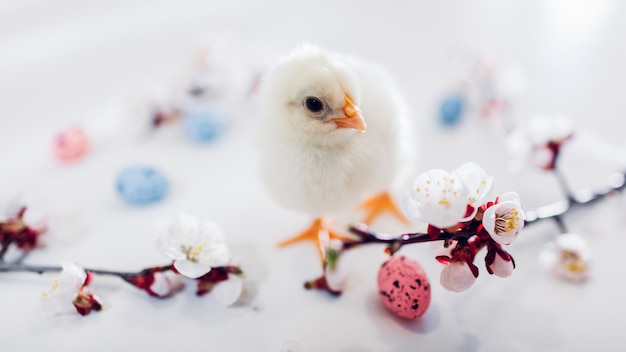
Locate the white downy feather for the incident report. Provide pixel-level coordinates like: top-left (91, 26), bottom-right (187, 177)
top-left (258, 44), bottom-right (416, 217)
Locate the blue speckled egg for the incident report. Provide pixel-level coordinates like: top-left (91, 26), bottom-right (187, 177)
top-left (181, 107), bottom-right (226, 143)
top-left (116, 166), bottom-right (168, 205)
top-left (439, 94), bottom-right (464, 126)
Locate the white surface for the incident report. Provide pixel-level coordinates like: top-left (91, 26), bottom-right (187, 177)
top-left (1, 1), bottom-right (626, 351)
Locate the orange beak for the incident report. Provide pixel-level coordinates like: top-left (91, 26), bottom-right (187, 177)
top-left (332, 94), bottom-right (367, 132)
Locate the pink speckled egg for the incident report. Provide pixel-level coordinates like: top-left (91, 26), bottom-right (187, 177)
top-left (377, 256), bottom-right (431, 319)
top-left (51, 128), bottom-right (90, 163)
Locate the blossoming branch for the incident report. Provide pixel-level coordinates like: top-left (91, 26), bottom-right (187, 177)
top-left (304, 115), bottom-right (626, 300)
top-left (304, 162), bottom-right (525, 296)
top-left (305, 139), bottom-right (625, 299)
top-left (0, 211), bottom-right (244, 316)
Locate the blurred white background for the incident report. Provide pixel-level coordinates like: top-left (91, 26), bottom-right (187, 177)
top-left (1, 1), bottom-right (625, 351)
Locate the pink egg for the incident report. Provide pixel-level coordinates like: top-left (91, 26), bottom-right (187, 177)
top-left (51, 128), bottom-right (90, 163)
top-left (377, 255), bottom-right (431, 319)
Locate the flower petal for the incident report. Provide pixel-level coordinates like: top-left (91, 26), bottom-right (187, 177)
top-left (528, 114), bottom-right (573, 143)
top-left (170, 212), bottom-right (200, 241)
top-left (539, 233), bottom-right (590, 283)
top-left (154, 236), bottom-right (188, 261)
top-left (173, 260), bottom-right (213, 279)
top-left (556, 233), bottom-right (590, 258)
top-left (506, 114), bottom-right (574, 171)
top-left (489, 254), bottom-right (514, 278)
top-left (156, 213), bottom-right (231, 269)
top-left (454, 162), bottom-right (494, 209)
top-left (210, 275), bottom-right (243, 306)
top-left (325, 265), bottom-right (347, 292)
top-left (498, 191), bottom-right (521, 203)
top-left (439, 262), bottom-right (476, 292)
top-left (206, 245), bottom-right (231, 267)
top-left (482, 197), bottom-right (525, 245)
top-left (401, 193), bottom-right (423, 223)
top-left (404, 169), bottom-right (468, 228)
top-left (199, 220), bottom-right (225, 242)
top-left (42, 262), bottom-right (88, 315)
top-left (149, 272), bottom-right (174, 297)
top-left (59, 262), bottom-right (87, 292)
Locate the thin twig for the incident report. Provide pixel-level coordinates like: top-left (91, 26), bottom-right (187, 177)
top-left (343, 225), bottom-right (474, 253)
top-left (524, 170), bottom-right (626, 226)
top-left (0, 262), bottom-right (172, 280)
top-left (552, 166), bottom-right (576, 204)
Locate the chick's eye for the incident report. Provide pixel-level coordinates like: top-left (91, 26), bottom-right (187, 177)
top-left (304, 97), bottom-right (324, 113)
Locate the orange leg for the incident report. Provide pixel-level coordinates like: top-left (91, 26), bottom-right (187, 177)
top-left (277, 217), bottom-right (354, 262)
top-left (359, 192), bottom-right (409, 225)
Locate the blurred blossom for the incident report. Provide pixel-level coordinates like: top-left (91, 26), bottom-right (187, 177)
top-left (210, 275), bottom-right (244, 306)
top-left (540, 233), bottom-right (590, 282)
top-left (42, 262), bottom-right (102, 316)
top-left (507, 114), bottom-right (573, 171)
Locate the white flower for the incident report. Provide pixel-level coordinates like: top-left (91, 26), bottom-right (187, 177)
top-left (210, 275), bottom-right (244, 306)
top-left (403, 169), bottom-right (469, 228)
top-left (482, 192), bottom-right (525, 245)
top-left (42, 262), bottom-right (89, 314)
top-left (454, 162), bottom-right (494, 220)
top-left (156, 213), bottom-right (230, 279)
top-left (507, 114), bottom-right (574, 171)
top-left (488, 253), bottom-right (514, 278)
top-left (403, 163), bottom-right (495, 227)
top-left (527, 114), bottom-right (573, 145)
top-left (439, 261), bottom-right (476, 292)
top-left (539, 233), bottom-right (590, 283)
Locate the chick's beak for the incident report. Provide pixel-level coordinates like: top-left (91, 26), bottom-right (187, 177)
top-left (332, 94), bottom-right (367, 132)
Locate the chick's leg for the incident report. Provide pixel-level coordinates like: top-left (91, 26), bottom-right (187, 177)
top-left (277, 217), bottom-right (354, 262)
top-left (359, 192), bottom-right (409, 225)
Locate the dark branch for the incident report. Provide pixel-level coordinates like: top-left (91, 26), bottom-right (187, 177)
top-left (0, 262), bottom-right (172, 280)
top-left (524, 170), bottom-right (625, 226)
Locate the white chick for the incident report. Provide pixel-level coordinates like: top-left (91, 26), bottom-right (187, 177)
top-left (258, 44), bottom-right (415, 259)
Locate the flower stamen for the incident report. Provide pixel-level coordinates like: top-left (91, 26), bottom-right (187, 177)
top-left (494, 207), bottom-right (522, 233)
top-left (562, 250), bottom-right (586, 273)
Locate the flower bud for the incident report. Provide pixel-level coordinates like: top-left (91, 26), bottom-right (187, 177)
top-left (440, 261), bottom-right (476, 292)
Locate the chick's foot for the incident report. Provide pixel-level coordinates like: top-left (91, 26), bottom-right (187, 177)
top-left (359, 192), bottom-right (409, 225)
top-left (277, 217), bottom-right (354, 262)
